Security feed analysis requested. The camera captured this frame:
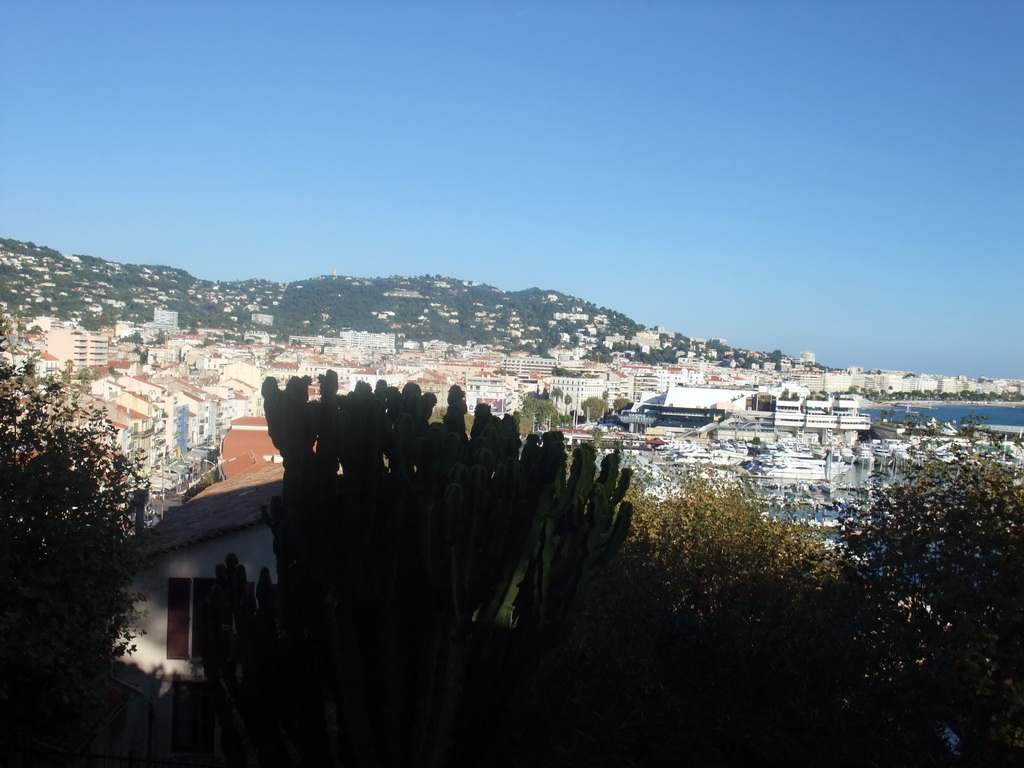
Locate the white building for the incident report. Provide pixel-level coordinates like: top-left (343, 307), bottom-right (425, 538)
top-left (771, 395), bottom-right (871, 445)
top-left (464, 373), bottom-right (519, 416)
top-left (549, 375), bottom-right (611, 417)
top-left (153, 308), bottom-right (179, 329)
top-left (290, 331), bottom-right (396, 358)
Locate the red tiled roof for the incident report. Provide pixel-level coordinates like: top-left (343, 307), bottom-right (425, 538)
top-left (222, 450), bottom-right (259, 481)
top-left (410, 371), bottom-right (448, 385)
top-left (222, 419), bottom-right (277, 480)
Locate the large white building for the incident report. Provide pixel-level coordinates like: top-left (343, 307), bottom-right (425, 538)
top-left (549, 375), bottom-right (611, 417)
top-left (620, 386), bottom-right (754, 434)
top-left (464, 373), bottom-right (519, 416)
top-left (153, 308), bottom-right (179, 329)
top-left (770, 393), bottom-right (871, 445)
top-left (289, 331), bottom-right (396, 358)
top-left (498, 355), bottom-right (560, 377)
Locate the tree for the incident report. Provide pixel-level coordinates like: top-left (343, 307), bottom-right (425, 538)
top-left (582, 395), bottom-right (608, 423)
top-left (549, 386), bottom-right (563, 408)
top-left (75, 364), bottom-right (100, 386)
top-left (0, 351), bottom-right (145, 739)
top-left (200, 376), bottom-right (633, 768)
top-left (512, 467), bottom-right (959, 767)
top-left (842, 448), bottom-right (1024, 761)
top-left (957, 411), bottom-right (990, 439)
top-left (518, 393), bottom-right (559, 434)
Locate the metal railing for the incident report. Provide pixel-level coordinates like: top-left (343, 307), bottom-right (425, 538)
top-left (0, 748), bottom-right (221, 768)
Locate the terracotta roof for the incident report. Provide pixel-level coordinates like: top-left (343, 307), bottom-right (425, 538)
top-left (410, 371), bottom-right (448, 385)
top-left (142, 462), bottom-right (283, 556)
top-left (222, 418), bottom-right (278, 480)
top-left (222, 450), bottom-right (259, 481)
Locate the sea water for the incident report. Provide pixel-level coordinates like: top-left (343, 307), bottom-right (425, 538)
top-left (864, 404), bottom-right (1024, 428)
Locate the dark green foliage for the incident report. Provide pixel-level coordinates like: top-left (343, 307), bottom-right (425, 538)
top-left (511, 469), bottom-right (964, 767)
top-left (201, 374), bottom-right (632, 767)
top-left (0, 347), bottom-right (145, 739)
top-left (581, 396), bottom-right (608, 421)
top-left (842, 449), bottom-right (1024, 760)
top-left (516, 394), bottom-right (564, 434)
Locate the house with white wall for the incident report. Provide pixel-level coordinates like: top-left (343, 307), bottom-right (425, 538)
top-left (103, 464), bottom-right (283, 762)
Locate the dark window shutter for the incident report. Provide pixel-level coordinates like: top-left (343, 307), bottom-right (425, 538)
top-left (190, 578), bottom-right (217, 661)
top-left (167, 578), bottom-right (192, 660)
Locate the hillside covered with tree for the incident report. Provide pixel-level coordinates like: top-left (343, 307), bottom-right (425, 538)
top-left (0, 237), bottom-right (799, 368)
top-left (0, 238), bottom-right (636, 353)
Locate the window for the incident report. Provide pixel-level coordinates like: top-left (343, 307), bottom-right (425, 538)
top-left (171, 681), bottom-right (215, 753)
top-left (165, 577), bottom-right (217, 660)
top-left (166, 576), bottom-right (273, 661)
top-left (166, 578), bottom-right (191, 660)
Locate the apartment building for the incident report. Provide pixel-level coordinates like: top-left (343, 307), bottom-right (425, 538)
top-left (46, 327), bottom-right (109, 370)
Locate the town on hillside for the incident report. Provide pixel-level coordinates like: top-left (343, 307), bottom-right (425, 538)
top-left (4, 242), bottom-right (1024, 765)
top-left (2, 238), bottom-right (1022, 518)
top-left (2, 287), bottom-right (1022, 520)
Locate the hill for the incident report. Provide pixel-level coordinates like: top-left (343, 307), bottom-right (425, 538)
top-left (0, 237), bottom-right (780, 367)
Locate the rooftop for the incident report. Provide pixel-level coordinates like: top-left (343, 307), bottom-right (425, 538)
top-left (142, 462), bottom-right (282, 557)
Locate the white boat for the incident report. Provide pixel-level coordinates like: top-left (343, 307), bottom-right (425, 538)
top-left (747, 451), bottom-right (829, 481)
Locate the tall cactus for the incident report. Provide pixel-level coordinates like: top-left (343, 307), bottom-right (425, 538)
top-left (201, 375), bottom-right (632, 768)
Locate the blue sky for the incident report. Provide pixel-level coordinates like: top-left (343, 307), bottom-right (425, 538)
top-left (1, 1), bottom-right (1021, 379)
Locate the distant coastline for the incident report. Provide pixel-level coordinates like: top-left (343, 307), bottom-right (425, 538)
top-left (872, 400), bottom-right (1023, 408)
top-left (865, 402), bottom-right (1024, 430)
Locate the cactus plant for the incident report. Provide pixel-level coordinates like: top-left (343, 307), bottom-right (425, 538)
top-left (201, 375), bottom-right (632, 768)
